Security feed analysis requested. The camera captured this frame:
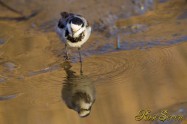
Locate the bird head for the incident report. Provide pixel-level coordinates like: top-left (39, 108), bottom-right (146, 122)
top-left (68, 17), bottom-right (85, 37)
top-left (70, 91), bottom-right (95, 118)
top-left (78, 100), bottom-right (92, 117)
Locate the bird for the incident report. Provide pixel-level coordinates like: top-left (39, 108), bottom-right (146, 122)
top-left (56, 12), bottom-right (91, 63)
top-left (61, 61), bottom-right (96, 117)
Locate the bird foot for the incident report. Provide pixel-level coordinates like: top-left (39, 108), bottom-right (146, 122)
top-left (64, 55), bottom-right (70, 61)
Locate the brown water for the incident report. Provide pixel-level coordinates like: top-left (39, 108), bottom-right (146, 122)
top-left (0, 0), bottom-right (187, 124)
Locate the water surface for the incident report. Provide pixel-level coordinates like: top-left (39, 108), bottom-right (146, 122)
top-left (0, 0), bottom-right (187, 124)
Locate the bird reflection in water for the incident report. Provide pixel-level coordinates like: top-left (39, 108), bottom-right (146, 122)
top-left (61, 61), bottom-right (96, 117)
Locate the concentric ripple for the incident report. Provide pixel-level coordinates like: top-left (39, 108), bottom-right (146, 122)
top-left (82, 52), bottom-right (131, 82)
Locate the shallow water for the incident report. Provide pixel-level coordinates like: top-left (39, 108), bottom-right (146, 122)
top-left (0, 0), bottom-right (187, 124)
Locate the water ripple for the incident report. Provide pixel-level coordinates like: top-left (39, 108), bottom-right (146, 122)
top-left (82, 52), bottom-right (131, 83)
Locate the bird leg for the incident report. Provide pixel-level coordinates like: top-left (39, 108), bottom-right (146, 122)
top-left (78, 47), bottom-right (83, 75)
top-left (64, 43), bottom-right (69, 60)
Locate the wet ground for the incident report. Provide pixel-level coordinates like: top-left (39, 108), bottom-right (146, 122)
top-left (0, 0), bottom-right (187, 124)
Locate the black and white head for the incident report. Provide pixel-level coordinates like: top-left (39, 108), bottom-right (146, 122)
top-left (66, 16), bottom-right (86, 37)
top-left (71, 91), bottom-right (95, 117)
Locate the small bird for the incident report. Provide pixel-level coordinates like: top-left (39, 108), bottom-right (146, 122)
top-left (56, 12), bottom-right (91, 62)
top-left (62, 61), bottom-right (96, 117)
